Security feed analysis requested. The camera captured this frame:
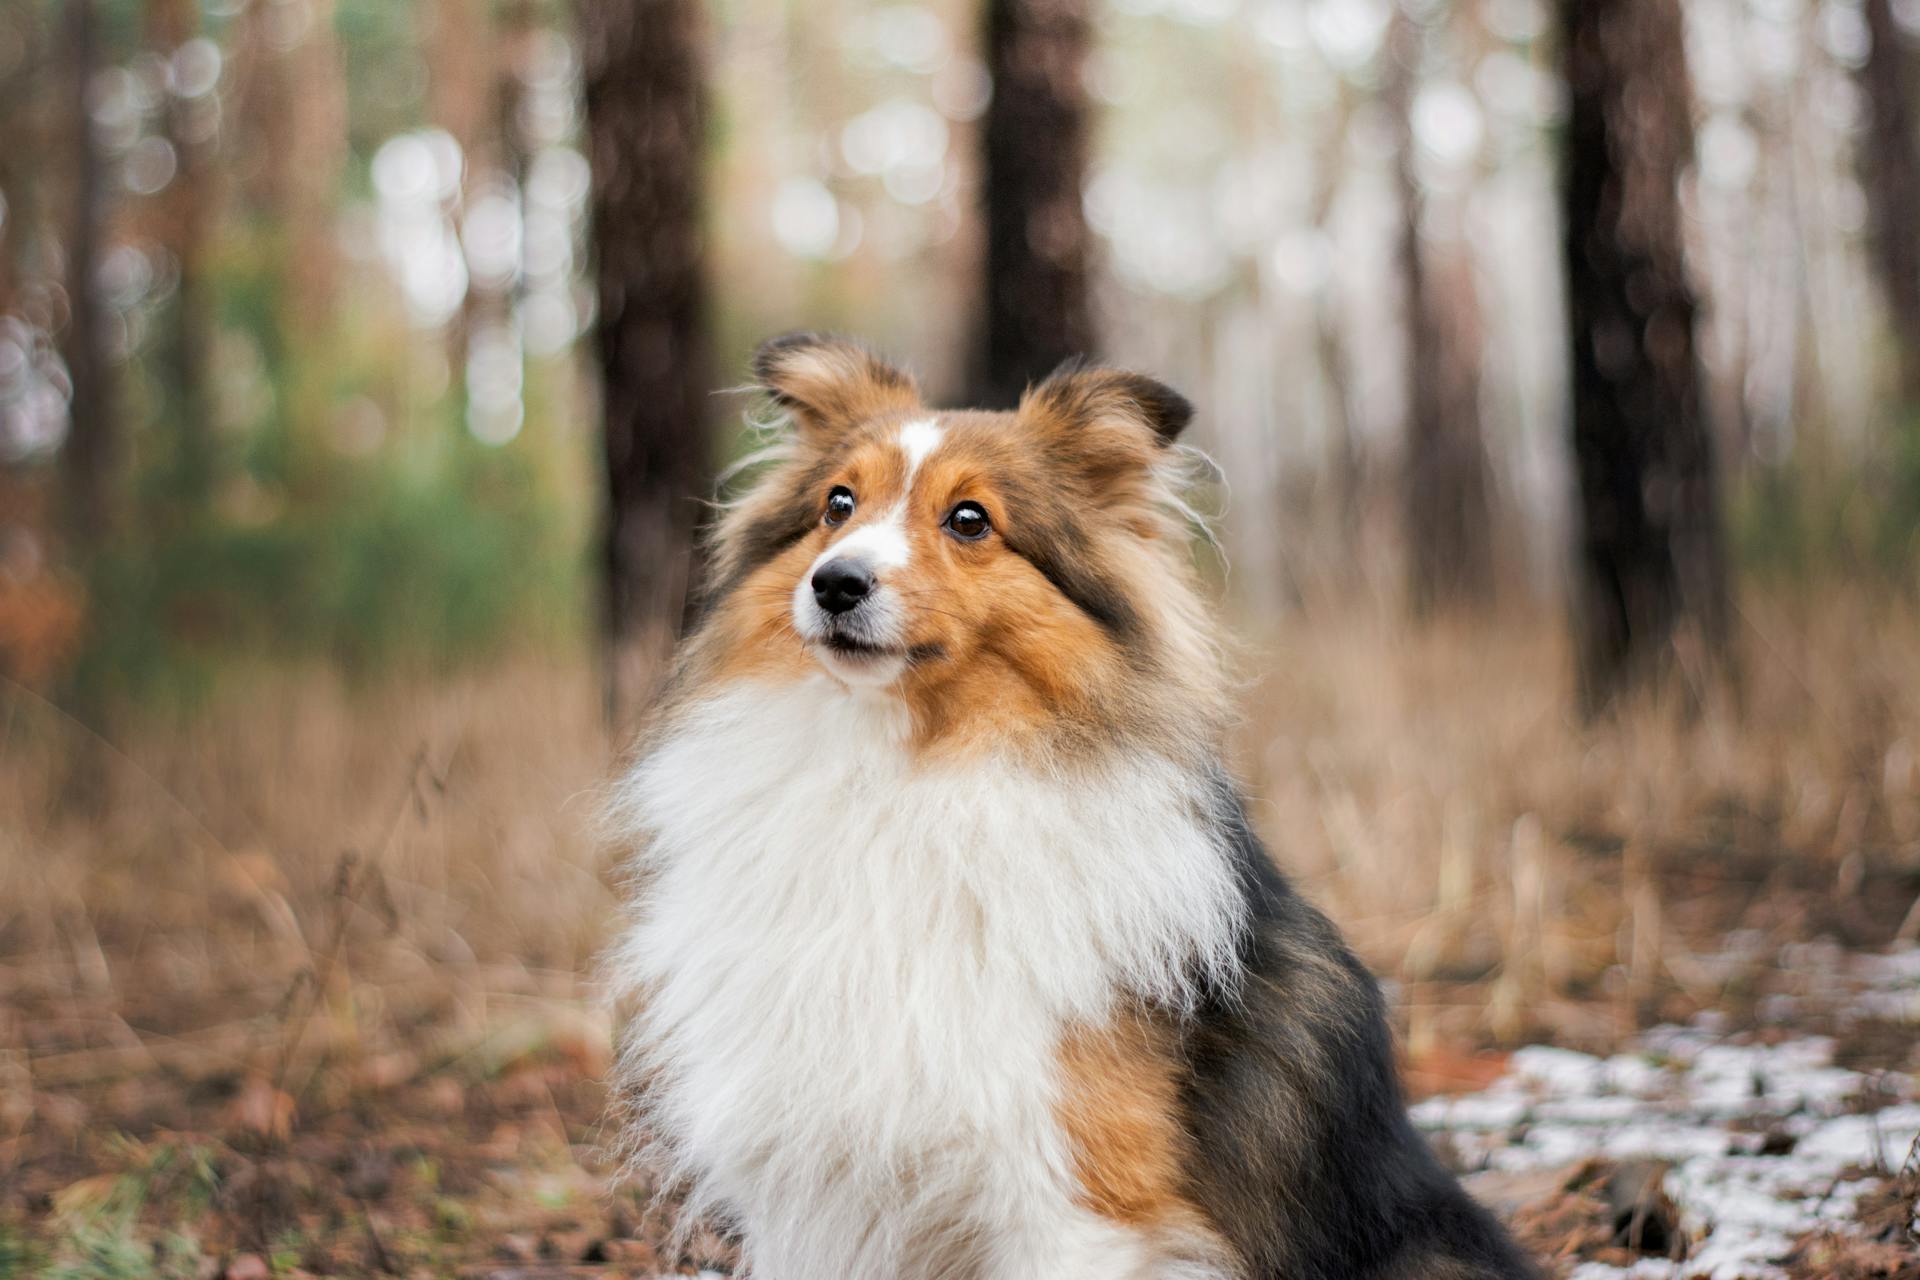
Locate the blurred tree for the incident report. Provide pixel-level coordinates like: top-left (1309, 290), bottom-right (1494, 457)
top-left (148, 0), bottom-right (213, 505)
top-left (493, 1), bottom-right (538, 314)
top-left (229, 0), bottom-right (346, 457)
top-left (976, 0), bottom-right (1093, 407)
top-left (494, 1), bottom-right (538, 208)
top-left (0, 14), bottom-right (32, 327)
top-left (60, 0), bottom-right (119, 544)
top-left (1559, 0), bottom-right (1730, 712)
top-left (429, 0), bottom-right (495, 383)
top-left (485, 1), bottom-right (538, 378)
top-left (276, 0), bottom-right (346, 332)
top-left (1858, 0), bottom-right (1920, 405)
top-left (1386, 5), bottom-right (1494, 615)
top-left (1310, 92), bottom-right (1364, 559)
top-left (581, 0), bottom-right (714, 714)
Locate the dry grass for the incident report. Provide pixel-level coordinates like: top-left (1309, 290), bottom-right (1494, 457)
top-left (1, 659), bottom-right (620, 1115)
top-left (1236, 585), bottom-right (1920, 1050)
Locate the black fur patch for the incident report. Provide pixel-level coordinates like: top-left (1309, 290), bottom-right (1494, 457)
top-left (1008, 534), bottom-right (1139, 638)
top-left (1170, 774), bottom-right (1540, 1280)
top-left (994, 472), bottom-right (1141, 640)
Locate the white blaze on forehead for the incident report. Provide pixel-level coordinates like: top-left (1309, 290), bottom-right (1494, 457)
top-left (799, 422), bottom-right (936, 588)
top-left (818, 505), bottom-right (910, 570)
top-left (895, 418), bottom-right (943, 481)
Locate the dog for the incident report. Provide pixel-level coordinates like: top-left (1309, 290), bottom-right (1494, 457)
top-left (606, 334), bottom-right (1538, 1280)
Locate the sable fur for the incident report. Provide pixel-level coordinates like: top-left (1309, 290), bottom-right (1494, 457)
top-left (607, 334), bottom-right (1537, 1279)
top-left (1180, 775), bottom-right (1537, 1279)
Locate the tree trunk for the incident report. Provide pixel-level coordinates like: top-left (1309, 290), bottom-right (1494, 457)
top-left (494, 1), bottom-right (537, 314)
top-left (1558, 0), bottom-right (1730, 713)
top-left (150, 0), bottom-right (213, 505)
top-left (0, 18), bottom-right (31, 326)
top-left (231, 0), bottom-right (345, 329)
top-left (580, 0), bottom-right (714, 714)
top-left (226, 0), bottom-right (345, 464)
top-left (280, 0), bottom-right (345, 332)
top-left (61, 0), bottom-right (117, 545)
top-left (1387, 6), bottom-right (1495, 616)
top-left (429, 0), bottom-right (496, 386)
top-left (975, 0), bottom-right (1094, 408)
top-left (1858, 0), bottom-right (1920, 404)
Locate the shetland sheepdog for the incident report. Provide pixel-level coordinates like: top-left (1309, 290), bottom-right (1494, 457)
top-left (607, 334), bottom-right (1537, 1280)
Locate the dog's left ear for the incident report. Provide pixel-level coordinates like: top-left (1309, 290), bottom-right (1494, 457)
top-left (1021, 361), bottom-right (1194, 485)
top-left (752, 333), bottom-right (921, 439)
top-left (1022, 360), bottom-right (1194, 448)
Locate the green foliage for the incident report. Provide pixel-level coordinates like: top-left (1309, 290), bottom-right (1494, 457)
top-left (70, 428), bottom-right (585, 709)
top-left (40, 1221), bottom-right (199, 1280)
top-left (1887, 406), bottom-right (1920, 566)
top-left (54, 142), bottom-right (593, 713)
top-left (40, 1144), bottom-right (217, 1280)
top-left (0, 1224), bottom-right (41, 1279)
top-left (1731, 409), bottom-right (1920, 584)
top-left (0, 0), bottom-right (601, 714)
top-left (432, 1197), bottom-right (473, 1239)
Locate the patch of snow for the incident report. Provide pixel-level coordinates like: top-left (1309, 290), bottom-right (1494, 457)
top-left (1423, 944), bottom-right (1920, 1278)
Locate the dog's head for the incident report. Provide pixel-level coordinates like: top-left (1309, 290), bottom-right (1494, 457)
top-left (691, 334), bottom-right (1222, 750)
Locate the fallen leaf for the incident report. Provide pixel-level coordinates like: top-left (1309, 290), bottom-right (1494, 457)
top-left (229, 1075), bottom-right (296, 1141)
top-left (223, 1254), bottom-right (271, 1280)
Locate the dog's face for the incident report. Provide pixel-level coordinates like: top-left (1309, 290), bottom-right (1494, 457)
top-left (782, 412), bottom-right (1008, 688)
top-left (695, 335), bottom-right (1210, 744)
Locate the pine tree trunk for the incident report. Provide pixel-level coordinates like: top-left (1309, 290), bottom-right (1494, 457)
top-left (0, 27), bottom-right (26, 326)
top-left (430, 0), bottom-right (496, 387)
top-left (1858, 0), bottom-right (1920, 404)
top-left (61, 0), bottom-right (117, 545)
top-left (231, 0), bottom-right (344, 330)
top-left (495, 0), bottom-right (537, 312)
top-left (976, 0), bottom-right (1094, 407)
top-left (581, 0), bottom-right (714, 713)
top-left (150, 0), bottom-right (213, 505)
top-left (1558, 0), bottom-right (1730, 713)
top-left (1387, 7), bottom-right (1495, 616)
top-left (281, 0), bottom-right (345, 332)
top-left (227, 0), bottom-right (344, 461)
top-left (0, 12), bottom-right (48, 333)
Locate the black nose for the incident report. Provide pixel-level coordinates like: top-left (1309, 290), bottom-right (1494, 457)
top-left (812, 560), bottom-right (875, 615)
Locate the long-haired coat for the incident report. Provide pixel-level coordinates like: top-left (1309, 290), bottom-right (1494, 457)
top-left (607, 335), bottom-right (1537, 1280)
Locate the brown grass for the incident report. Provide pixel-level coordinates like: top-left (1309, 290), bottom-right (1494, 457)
top-left (1235, 585), bottom-right (1920, 1050)
top-left (1, 660), bottom-right (619, 1112)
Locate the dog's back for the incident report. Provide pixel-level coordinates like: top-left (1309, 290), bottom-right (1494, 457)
top-left (1176, 782), bottom-right (1535, 1280)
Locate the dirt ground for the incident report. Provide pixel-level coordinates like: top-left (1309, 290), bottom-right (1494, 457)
top-left (6, 887), bottom-right (1915, 1279)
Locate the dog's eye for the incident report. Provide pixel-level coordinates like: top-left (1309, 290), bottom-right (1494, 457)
top-left (824, 486), bottom-right (855, 526)
top-left (943, 502), bottom-right (991, 541)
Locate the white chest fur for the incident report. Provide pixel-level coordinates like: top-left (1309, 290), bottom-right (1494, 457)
top-left (608, 677), bottom-right (1244, 1279)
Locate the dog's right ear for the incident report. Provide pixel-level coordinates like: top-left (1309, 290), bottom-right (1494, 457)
top-left (752, 334), bottom-right (922, 439)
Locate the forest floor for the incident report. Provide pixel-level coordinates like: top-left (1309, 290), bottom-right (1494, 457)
top-left (1432, 938), bottom-right (1920, 1280)
top-left (5, 888), bottom-right (1918, 1280)
top-left (5, 594), bottom-right (1920, 1278)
